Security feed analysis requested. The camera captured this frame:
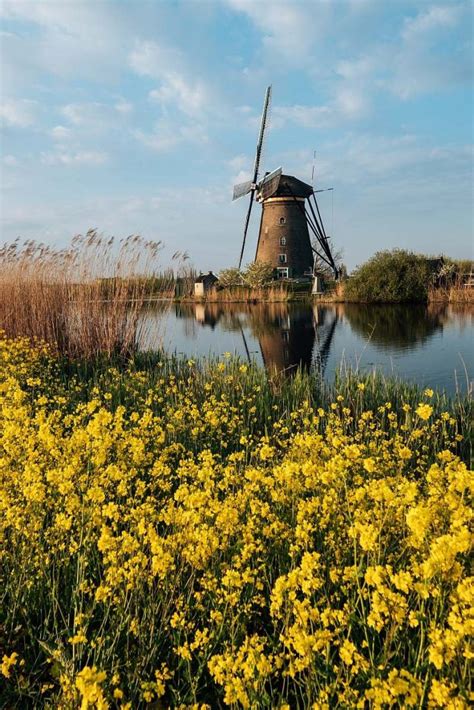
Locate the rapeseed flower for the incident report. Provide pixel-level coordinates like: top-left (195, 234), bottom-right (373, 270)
top-left (0, 335), bottom-right (471, 708)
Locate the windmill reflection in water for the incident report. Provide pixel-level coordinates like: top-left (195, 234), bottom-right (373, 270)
top-left (177, 303), bottom-right (340, 378)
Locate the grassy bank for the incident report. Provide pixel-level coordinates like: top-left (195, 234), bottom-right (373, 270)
top-left (1, 335), bottom-right (472, 708)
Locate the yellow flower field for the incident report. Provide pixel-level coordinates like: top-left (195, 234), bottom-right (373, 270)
top-left (0, 336), bottom-right (472, 708)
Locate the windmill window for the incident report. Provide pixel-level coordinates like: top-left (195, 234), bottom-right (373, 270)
top-left (279, 217), bottom-right (286, 225)
top-left (279, 253), bottom-right (287, 264)
top-left (280, 236), bottom-right (286, 246)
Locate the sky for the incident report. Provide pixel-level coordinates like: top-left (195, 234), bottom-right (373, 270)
top-left (0, 0), bottom-right (472, 272)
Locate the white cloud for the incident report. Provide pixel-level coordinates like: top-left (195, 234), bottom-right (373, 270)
top-left (41, 150), bottom-right (108, 166)
top-left (134, 119), bottom-right (208, 152)
top-left (228, 154), bottom-right (250, 172)
top-left (273, 104), bottom-right (332, 129)
top-left (129, 40), bottom-right (210, 117)
top-left (0, 0), bottom-right (126, 82)
top-left (0, 98), bottom-right (38, 127)
top-left (3, 155), bottom-right (19, 167)
top-left (115, 100), bottom-right (133, 115)
top-left (334, 88), bottom-right (369, 118)
top-left (61, 102), bottom-right (106, 127)
top-left (50, 125), bottom-right (72, 141)
top-left (148, 76), bottom-right (208, 117)
top-left (336, 55), bottom-right (377, 81)
top-left (129, 41), bottom-right (180, 77)
top-left (225, 0), bottom-right (317, 62)
top-left (401, 5), bottom-right (460, 41)
top-left (270, 94), bottom-right (367, 130)
top-left (390, 3), bottom-right (469, 99)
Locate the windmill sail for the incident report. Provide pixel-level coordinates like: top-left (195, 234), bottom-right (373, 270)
top-left (257, 166), bottom-right (282, 201)
top-left (232, 180), bottom-right (253, 201)
top-left (235, 85), bottom-right (272, 269)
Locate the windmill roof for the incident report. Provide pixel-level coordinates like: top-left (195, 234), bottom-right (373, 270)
top-left (274, 174), bottom-right (313, 198)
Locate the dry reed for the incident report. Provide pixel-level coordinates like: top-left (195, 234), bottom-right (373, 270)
top-left (0, 230), bottom-right (176, 358)
top-left (428, 274), bottom-right (474, 304)
top-left (196, 284), bottom-right (293, 303)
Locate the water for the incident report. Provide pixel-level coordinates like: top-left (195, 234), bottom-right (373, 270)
top-left (141, 302), bottom-right (473, 395)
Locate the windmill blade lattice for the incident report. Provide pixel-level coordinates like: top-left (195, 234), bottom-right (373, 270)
top-left (235, 85), bottom-right (272, 269)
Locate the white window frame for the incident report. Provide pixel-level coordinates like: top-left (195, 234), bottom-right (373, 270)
top-left (279, 236), bottom-right (286, 246)
top-left (279, 253), bottom-right (287, 264)
top-left (279, 216), bottom-right (286, 225)
top-left (277, 267), bottom-right (289, 279)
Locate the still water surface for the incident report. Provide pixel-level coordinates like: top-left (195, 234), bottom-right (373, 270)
top-left (142, 303), bottom-right (473, 395)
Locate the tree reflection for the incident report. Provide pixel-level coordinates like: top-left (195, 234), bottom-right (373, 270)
top-left (342, 304), bottom-right (444, 350)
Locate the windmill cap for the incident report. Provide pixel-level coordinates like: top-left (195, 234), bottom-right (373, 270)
top-left (272, 174), bottom-right (313, 198)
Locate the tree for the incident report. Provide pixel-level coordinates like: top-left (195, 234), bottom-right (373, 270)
top-left (243, 261), bottom-right (274, 288)
top-left (218, 267), bottom-right (244, 287)
top-left (312, 242), bottom-right (345, 281)
top-left (344, 249), bottom-right (431, 303)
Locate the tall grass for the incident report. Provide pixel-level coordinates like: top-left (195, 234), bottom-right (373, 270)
top-left (428, 274), bottom-right (474, 303)
top-left (54, 349), bottom-right (472, 465)
top-left (195, 283), bottom-right (294, 303)
top-left (0, 231), bottom-right (179, 358)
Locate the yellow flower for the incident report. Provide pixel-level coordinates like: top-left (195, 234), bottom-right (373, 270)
top-left (1, 652), bottom-right (18, 678)
top-left (363, 457), bottom-right (376, 473)
top-left (75, 666), bottom-right (108, 709)
top-left (416, 403), bottom-right (433, 420)
top-left (339, 639), bottom-right (356, 665)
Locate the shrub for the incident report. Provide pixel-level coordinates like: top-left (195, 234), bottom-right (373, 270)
top-left (243, 261), bottom-right (274, 288)
top-left (217, 267), bottom-right (244, 287)
top-left (345, 249), bottom-right (431, 303)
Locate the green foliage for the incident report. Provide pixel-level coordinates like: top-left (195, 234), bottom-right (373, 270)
top-left (243, 261), bottom-right (274, 288)
top-left (217, 267), bottom-right (244, 287)
top-left (345, 249), bottom-right (431, 303)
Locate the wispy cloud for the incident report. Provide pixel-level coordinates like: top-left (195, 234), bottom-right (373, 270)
top-left (225, 0), bottom-right (318, 62)
top-left (129, 40), bottom-right (210, 117)
top-left (40, 150), bottom-right (108, 166)
top-left (133, 120), bottom-right (208, 152)
top-left (0, 98), bottom-right (38, 127)
top-left (50, 125), bottom-right (72, 141)
top-left (3, 154), bottom-right (19, 167)
top-left (401, 4), bottom-right (460, 41)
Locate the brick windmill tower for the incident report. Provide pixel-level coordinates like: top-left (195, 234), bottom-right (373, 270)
top-left (233, 86), bottom-right (338, 280)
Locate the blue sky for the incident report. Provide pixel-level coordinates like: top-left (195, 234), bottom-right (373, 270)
top-left (1, 0), bottom-right (472, 271)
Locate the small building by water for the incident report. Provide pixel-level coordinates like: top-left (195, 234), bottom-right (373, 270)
top-left (194, 271), bottom-right (218, 298)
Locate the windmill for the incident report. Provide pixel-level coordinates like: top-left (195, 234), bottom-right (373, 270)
top-left (233, 86), bottom-right (339, 280)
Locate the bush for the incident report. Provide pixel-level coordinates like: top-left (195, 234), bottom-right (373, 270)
top-left (217, 267), bottom-right (244, 287)
top-left (345, 249), bottom-right (431, 303)
top-left (243, 261), bottom-right (274, 288)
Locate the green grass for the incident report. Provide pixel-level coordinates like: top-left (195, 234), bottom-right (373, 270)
top-left (49, 350), bottom-right (472, 465)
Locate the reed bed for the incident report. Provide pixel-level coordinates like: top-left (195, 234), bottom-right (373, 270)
top-left (1, 335), bottom-right (472, 708)
top-left (196, 284), bottom-right (294, 303)
top-left (0, 231), bottom-right (179, 358)
top-left (428, 283), bottom-right (474, 304)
